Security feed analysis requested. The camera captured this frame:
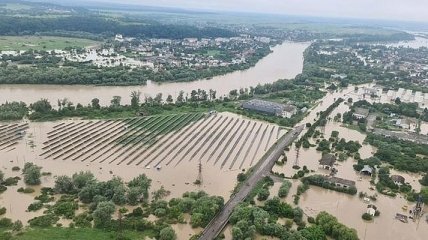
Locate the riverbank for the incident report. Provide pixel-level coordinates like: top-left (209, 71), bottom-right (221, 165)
top-left (0, 42), bottom-right (310, 106)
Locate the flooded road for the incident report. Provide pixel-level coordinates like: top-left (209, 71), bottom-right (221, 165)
top-left (0, 41), bottom-right (309, 106)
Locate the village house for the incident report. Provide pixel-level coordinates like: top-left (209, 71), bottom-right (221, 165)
top-left (352, 107), bottom-right (369, 120)
top-left (393, 118), bottom-right (416, 130)
top-left (326, 176), bottom-right (356, 189)
top-left (319, 154), bottom-right (336, 170)
top-left (242, 99), bottom-right (297, 118)
top-left (360, 165), bottom-right (374, 176)
top-left (391, 175), bottom-right (405, 186)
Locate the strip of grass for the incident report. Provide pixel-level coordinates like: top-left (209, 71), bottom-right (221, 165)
top-left (14, 227), bottom-right (155, 240)
top-left (0, 36), bottom-right (99, 51)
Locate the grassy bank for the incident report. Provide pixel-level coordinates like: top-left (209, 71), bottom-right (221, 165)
top-left (13, 227), bottom-right (154, 240)
top-left (0, 36), bottom-right (99, 51)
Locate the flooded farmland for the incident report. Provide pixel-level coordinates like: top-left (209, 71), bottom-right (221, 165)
top-left (0, 112), bottom-right (285, 227)
top-left (0, 41), bottom-right (309, 106)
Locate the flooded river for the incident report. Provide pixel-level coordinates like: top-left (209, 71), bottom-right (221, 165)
top-left (0, 41), bottom-right (309, 106)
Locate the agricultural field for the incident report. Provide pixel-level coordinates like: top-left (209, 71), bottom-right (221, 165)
top-left (0, 112), bottom-right (285, 225)
top-left (40, 112), bottom-right (286, 169)
top-left (0, 36), bottom-right (99, 51)
top-left (0, 123), bottom-right (28, 152)
top-left (0, 3), bottom-right (32, 11)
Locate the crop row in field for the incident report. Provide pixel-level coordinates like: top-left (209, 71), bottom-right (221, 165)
top-left (41, 113), bottom-right (285, 169)
top-left (0, 123), bottom-right (29, 152)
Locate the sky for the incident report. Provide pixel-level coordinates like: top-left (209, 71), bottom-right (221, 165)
top-left (92, 0), bottom-right (428, 22)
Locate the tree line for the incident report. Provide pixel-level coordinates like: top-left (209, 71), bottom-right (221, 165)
top-left (0, 15), bottom-right (235, 39)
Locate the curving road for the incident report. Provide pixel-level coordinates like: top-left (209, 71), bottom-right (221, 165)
top-left (198, 125), bottom-right (304, 240)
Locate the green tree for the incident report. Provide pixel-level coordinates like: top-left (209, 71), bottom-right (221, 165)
top-left (166, 94), bottom-right (174, 104)
top-left (130, 91), bottom-right (141, 109)
top-left (257, 188), bottom-right (270, 201)
top-left (128, 174), bottom-right (152, 199)
top-left (159, 226), bottom-right (177, 240)
top-left (231, 226), bottom-right (243, 240)
top-left (278, 180), bottom-right (292, 198)
top-left (30, 99), bottom-right (52, 113)
top-left (54, 175), bottom-right (75, 194)
top-left (127, 187), bottom-right (143, 206)
top-left (154, 93), bottom-right (163, 104)
top-left (110, 96), bottom-right (122, 107)
top-left (92, 201), bottom-right (115, 228)
top-left (420, 174), bottom-right (428, 186)
top-left (395, 97), bottom-right (401, 104)
top-left (176, 91), bottom-right (185, 103)
top-left (23, 163), bottom-right (41, 185)
top-left (12, 220), bottom-right (23, 232)
top-left (91, 98), bottom-right (100, 109)
top-left (72, 171), bottom-right (95, 189)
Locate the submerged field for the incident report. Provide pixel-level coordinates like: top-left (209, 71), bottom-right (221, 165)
top-left (0, 112), bottom-right (285, 226)
top-left (0, 36), bottom-right (99, 51)
top-left (39, 112), bottom-right (285, 169)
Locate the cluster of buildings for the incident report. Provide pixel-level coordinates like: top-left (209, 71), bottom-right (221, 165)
top-left (108, 35), bottom-right (274, 70)
top-left (0, 35), bottom-right (275, 71)
top-left (386, 88), bottom-right (428, 107)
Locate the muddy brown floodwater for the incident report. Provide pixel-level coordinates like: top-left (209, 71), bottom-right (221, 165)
top-left (0, 112), bottom-right (285, 230)
top-left (0, 41), bottom-right (309, 106)
top-left (270, 90), bottom-right (428, 240)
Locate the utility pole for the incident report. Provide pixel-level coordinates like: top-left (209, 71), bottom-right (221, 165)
top-left (117, 211), bottom-right (123, 240)
top-left (197, 160), bottom-right (203, 184)
top-left (293, 147), bottom-right (300, 167)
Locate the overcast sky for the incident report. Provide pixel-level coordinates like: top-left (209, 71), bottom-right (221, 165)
top-left (95, 0), bottom-right (428, 22)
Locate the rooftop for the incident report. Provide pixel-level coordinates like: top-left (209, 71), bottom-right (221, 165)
top-left (242, 99), bottom-right (295, 113)
top-left (391, 175), bottom-right (405, 183)
top-left (319, 154), bottom-right (336, 166)
top-left (353, 107), bottom-right (369, 117)
top-left (360, 165), bottom-right (374, 174)
top-left (327, 176), bottom-right (356, 187)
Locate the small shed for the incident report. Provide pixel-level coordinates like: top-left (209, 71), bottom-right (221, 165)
top-left (360, 165), bottom-right (374, 176)
top-left (391, 175), bottom-right (405, 185)
top-left (319, 154), bottom-right (336, 170)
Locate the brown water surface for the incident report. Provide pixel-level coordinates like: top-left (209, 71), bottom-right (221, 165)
top-left (0, 42), bottom-right (309, 106)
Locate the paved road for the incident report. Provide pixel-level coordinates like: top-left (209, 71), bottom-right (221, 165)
top-left (198, 125), bottom-right (304, 240)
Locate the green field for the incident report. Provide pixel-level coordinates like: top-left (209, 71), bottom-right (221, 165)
top-left (0, 36), bottom-right (100, 51)
top-left (205, 50), bottom-right (222, 57)
top-left (13, 227), bottom-right (153, 240)
top-left (0, 3), bottom-right (32, 10)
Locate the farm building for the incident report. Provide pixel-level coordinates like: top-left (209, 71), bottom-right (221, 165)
top-left (352, 108), bottom-right (369, 119)
top-left (360, 165), bottom-right (374, 176)
top-left (326, 176), bottom-right (356, 189)
top-left (242, 99), bottom-right (296, 118)
top-left (391, 175), bottom-right (405, 185)
top-left (319, 154), bottom-right (336, 170)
